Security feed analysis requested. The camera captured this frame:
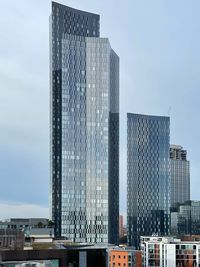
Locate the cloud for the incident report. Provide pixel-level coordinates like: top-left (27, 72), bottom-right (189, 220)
top-left (0, 202), bottom-right (49, 220)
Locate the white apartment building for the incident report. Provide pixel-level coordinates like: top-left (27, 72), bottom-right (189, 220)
top-left (141, 236), bottom-right (200, 267)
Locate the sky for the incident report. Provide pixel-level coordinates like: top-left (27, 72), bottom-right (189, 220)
top-left (0, 0), bottom-right (199, 220)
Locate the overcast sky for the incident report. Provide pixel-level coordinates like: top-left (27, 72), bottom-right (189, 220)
top-left (0, 0), bottom-right (199, 220)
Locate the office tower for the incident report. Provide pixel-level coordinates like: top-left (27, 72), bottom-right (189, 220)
top-left (127, 113), bottom-right (170, 248)
top-left (170, 145), bottom-right (190, 208)
top-left (50, 2), bottom-right (119, 244)
top-left (171, 200), bottom-right (200, 235)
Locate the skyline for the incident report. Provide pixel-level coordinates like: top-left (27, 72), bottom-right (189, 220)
top-left (0, 0), bottom-right (200, 219)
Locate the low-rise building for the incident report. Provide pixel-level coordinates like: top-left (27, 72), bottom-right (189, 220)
top-left (0, 218), bottom-right (54, 239)
top-left (108, 248), bottom-right (142, 267)
top-left (0, 229), bottom-right (24, 250)
top-left (0, 246), bottom-right (108, 267)
top-left (141, 236), bottom-right (200, 267)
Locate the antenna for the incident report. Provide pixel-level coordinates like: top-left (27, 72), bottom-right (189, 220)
top-left (167, 106), bottom-right (172, 116)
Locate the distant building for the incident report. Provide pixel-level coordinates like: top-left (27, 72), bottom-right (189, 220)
top-left (0, 229), bottom-right (24, 250)
top-left (119, 215), bottom-right (124, 239)
top-left (127, 113), bottom-right (170, 248)
top-left (0, 218), bottom-right (54, 239)
top-left (0, 218), bottom-right (50, 229)
top-left (170, 145), bottom-right (190, 208)
top-left (141, 236), bottom-right (200, 267)
top-left (180, 235), bottom-right (200, 242)
top-left (109, 248), bottom-right (142, 267)
top-left (171, 200), bottom-right (200, 235)
top-left (122, 226), bottom-right (127, 238)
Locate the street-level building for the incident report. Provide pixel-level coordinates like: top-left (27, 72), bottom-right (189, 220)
top-left (0, 229), bottom-right (24, 250)
top-left (109, 248), bottom-right (142, 267)
top-left (141, 236), bottom-right (200, 267)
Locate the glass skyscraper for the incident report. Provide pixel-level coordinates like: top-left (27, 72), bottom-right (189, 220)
top-left (127, 113), bottom-right (170, 248)
top-left (170, 145), bottom-right (190, 208)
top-left (171, 201), bottom-right (200, 235)
top-left (50, 2), bottom-right (119, 244)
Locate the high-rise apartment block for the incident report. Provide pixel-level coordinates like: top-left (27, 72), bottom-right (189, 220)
top-left (170, 145), bottom-right (190, 208)
top-left (50, 2), bottom-right (119, 244)
top-left (127, 113), bottom-right (170, 248)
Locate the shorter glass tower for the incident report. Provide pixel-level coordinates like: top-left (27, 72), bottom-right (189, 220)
top-left (127, 113), bottom-right (170, 248)
top-left (170, 145), bottom-right (190, 208)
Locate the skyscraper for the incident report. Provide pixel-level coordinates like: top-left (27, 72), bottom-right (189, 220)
top-left (50, 2), bottom-right (119, 244)
top-left (127, 113), bottom-right (170, 248)
top-left (170, 145), bottom-right (190, 208)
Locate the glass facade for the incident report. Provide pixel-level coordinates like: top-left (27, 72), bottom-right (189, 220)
top-left (170, 145), bottom-right (190, 208)
top-left (127, 113), bottom-right (170, 248)
top-left (171, 200), bottom-right (200, 235)
top-left (50, 2), bottom-right (119, 244)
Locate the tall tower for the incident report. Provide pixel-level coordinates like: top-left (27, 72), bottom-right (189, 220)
top-left (170, 145), bottom-right (190, 208)
top-left (127, 113), bottom-right (170, 248)
top-left (50, 2), bottom-right (119, 244)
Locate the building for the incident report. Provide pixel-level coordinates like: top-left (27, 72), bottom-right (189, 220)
top-left (0, 229), bottom-right (24, 250)
top-left (141, 236), bottom-right (200, 267)
top-left (119, 216), bottom-right (127, 244)
top-left (119, 215), bottom-right (124, 239)
top-left (0, 218), bottom-right (54, 239)
top-left (109, 248), bottom-right (142, 267)
top-left (122, 226), bottom-right (127, 239)
top-left (0, 244), bottom-right (143, 267)
top-left (171, 200), bottom-right (200, 235)
top-left (180, 235), bottom-right (200, 242)
top-left (170, 145), bottom-right (190, 208)
top-left (127, 113), bottom-right (170, 248)
top-left (0, 218), bottom-right (51, 229)
top-left (50, 2), bottom-right (119, 243)
top-left (0, 246), bottom-right (107, 267)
